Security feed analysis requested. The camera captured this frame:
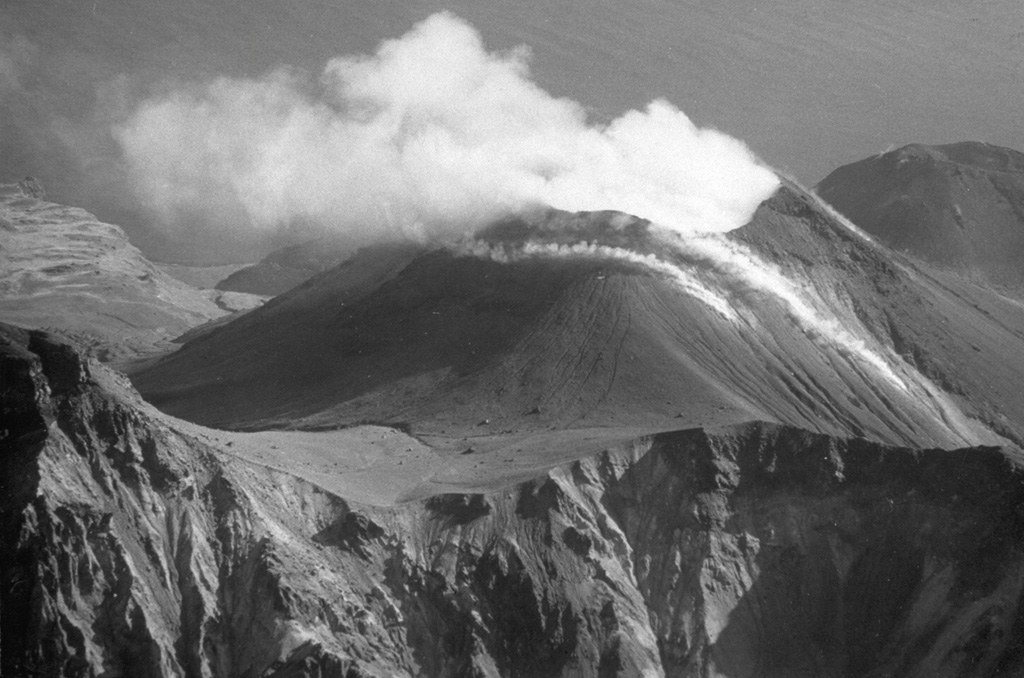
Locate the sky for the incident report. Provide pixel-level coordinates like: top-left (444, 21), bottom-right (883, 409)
top-left (111, 13), bottom-right (779, 250)
top-left (2, 0), bottom-right (1022, 261)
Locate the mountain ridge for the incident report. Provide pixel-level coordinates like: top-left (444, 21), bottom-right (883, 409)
top-left (816, 141), bottom-right (1024, 290)
top-left (0, 182), bottom-right (263, 362)
top-left (5, 323), bottom-right (1024, 676)
top-left (8, 132), bottom-right (1024, 675)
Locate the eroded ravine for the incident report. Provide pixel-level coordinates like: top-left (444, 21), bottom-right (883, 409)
top-left (4, 325), bottom-right (1024, 677)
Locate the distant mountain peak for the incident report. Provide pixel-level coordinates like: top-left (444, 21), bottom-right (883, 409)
top-left (816, 141), bottom-right (1024, 289)
top-left (888, 141), bottom-right (1024, 174)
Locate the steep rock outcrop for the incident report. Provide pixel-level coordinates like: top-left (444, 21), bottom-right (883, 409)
top-left (599, 425), bottom-right (1024, 677)
top-left (1, 326), bottom-right (659, 676)
top-left (3, 325), bottom-right (1024, 676)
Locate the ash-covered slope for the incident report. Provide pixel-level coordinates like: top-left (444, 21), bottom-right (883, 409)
top-left (816, 142), bottom-right (1024, 289)
top-left (5, 324), bottom-right (1024, 677)
top-left (0, 182), bottom-right (262, 361)
top-left (133, 184), bottom-right (1024, 450)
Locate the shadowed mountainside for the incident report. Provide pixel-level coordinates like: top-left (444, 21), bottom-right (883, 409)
top-left (816, 142), bottom-right (1024, 290)
top-left (132, 184), bottom-right (1024, 451)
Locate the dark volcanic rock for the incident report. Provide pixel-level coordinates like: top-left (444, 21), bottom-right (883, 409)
top-left (816, 141), bottom-right (1024, 290)
top-left (4, 323), bottom-right (1024, 676)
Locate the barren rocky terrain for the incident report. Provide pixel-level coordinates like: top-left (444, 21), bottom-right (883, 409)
top-left (4, 5), bottom-right (1024, 666)
top-left (5, 324), bottom-right (1024, 677)
top-left (0, 181), bottom-right (264, 363)
top-left (4, 170), bottom-right (1024, 676)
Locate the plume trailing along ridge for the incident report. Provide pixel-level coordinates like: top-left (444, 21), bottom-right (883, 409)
top-left (114, 12), bottom-right (778, 248)
top-left (115, 12), bottom-right (1024, 451)
top-left (456, 210), bottom-right (739, 321)
top-left (457, 204), bottom-right (909, 397)
top-left (115, 5), bottom-right (916, 416)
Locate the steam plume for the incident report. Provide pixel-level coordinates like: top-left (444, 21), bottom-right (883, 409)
top-left (461, 238), bottom-right (738, 321)
top-left (670, 234), bottom-right (907, 388)
top-left (113, 12), bottom-right (778, 245)
top-left (113, 12), bottom-right (921, 394)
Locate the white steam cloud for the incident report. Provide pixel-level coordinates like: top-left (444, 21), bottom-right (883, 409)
top-left (669, 234), bottom-right (908, 389)
top-left (114, 12), bottom-right (778, 245)
top-left (112, 12), bottom-right (964, 424)
top-left (113, 11), bottom-right (921, 397)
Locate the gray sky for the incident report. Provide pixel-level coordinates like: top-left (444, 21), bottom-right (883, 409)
top-left (3, 0), bottom-right (1022, 260)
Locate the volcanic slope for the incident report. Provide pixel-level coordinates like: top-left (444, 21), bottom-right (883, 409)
top-left (816, 142), bottom-right (1024, 290)
top-left (132, 182), bottom-right (1024, 451)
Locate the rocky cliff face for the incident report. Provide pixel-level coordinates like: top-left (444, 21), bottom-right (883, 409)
top-left (3, 325), bottom-right (1024, 677)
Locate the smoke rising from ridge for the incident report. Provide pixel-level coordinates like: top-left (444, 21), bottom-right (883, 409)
top-left (669, 234), bottom-right (907, 388)
top-left (461, 238), bottom-right (739, 321)
top-left (114, 12), bottom-right (778, 247)
top-left (112, 11), bottom-right (924, 398)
